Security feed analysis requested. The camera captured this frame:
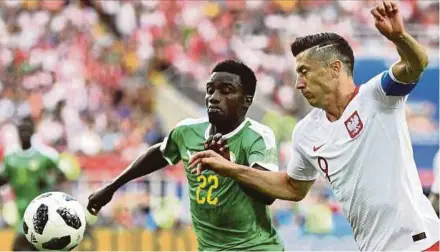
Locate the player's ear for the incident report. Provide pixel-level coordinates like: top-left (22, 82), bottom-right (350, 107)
top-left (243, 95), bottom-right (253, 109)
top-left (330, 60), bottom-right (343, 79)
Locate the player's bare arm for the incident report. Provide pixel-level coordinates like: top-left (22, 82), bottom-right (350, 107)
top-left (205, 134), bottom-right (275, 205)
top-left (189, 150), bottom-right (314, 201)
top-left (371, 0), bottom-right (428, 83)
top-left (87, 143), bottom-right (168, 215)
top-left (240, 164), bottom-right (276, 205)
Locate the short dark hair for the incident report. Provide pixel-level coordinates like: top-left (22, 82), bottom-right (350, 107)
top-left (211, 60), bottom-right (257, 96)
top-left (290, 33), bottom-right (354, 76)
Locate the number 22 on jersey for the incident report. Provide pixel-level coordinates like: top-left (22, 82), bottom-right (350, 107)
top-left (196, 174), bottom-right (219, 205)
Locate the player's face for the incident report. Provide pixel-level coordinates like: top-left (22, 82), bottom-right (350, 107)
top-left (205, 72), bottom-right (246, 126)
top-left (295, 51), bottom-right (336, 108)
top-left (18, 122), bottom-right (34, 143)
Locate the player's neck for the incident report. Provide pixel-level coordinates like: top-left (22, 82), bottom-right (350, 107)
top-left (211, 118), bottom-right (245, 135)
top-left (21, 141), bottom-right (32, 150)
top-left (325, 83), bottom-right (357, 122)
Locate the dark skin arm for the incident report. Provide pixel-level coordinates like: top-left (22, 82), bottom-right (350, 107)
top-left (189, 150), bottom-right (315, 201)
top-left (240, 164), bottom-right (276, 205)
top-left (87, 143), bottom-right (168, 215)
top-left (205, 134), bottom-right (275, 205)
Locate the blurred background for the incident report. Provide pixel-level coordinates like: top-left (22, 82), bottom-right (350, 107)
top-left (0, 0), bottom-right (438, 250)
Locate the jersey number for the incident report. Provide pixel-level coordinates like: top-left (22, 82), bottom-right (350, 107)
top-left (196, 175), bottom-right (219, 205)
top-left (318, 157), bottom-right (331, 182)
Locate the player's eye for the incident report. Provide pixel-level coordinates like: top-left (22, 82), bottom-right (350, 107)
top-left (207, 86), bottom-right (214, 94)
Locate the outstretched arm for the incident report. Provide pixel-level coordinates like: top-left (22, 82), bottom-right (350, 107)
top-left (189, 150), bottom-right (314, 201)
top-left (239, 164), bottom-right (276, 205)
top-left (87, 143), bottom-right (168, 214)
top-left (371, 1), bottom-right (428, 83)
top-left (107, 143), bottom-right (168, 191)
top-left (233, 166), bottom-right (314, 201)
top-left (205, 134), bottom-right (276, 205)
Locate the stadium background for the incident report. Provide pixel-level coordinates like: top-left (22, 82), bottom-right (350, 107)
top-left (0, 0), bottom-right (437, 250)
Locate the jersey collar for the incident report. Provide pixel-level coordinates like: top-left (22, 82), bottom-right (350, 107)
top-left (204, 118), bottom-right (249, 140)
top-left (15, 146), bottom-right (37, 157)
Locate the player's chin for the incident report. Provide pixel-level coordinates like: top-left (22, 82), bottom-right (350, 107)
top-left (208, 112), bottom-right (225, 125)
top-left (305, 97), bottom-right (317, 107)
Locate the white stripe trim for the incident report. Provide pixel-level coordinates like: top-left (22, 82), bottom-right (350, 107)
top-left (159, 137), bottom-right (178, 165)
top-left (35, 145), bottom-right (59, 163)
top-left (248, 119), bottom-right (277, 150)
top-left (287, 171), bottom-right (318, 181)
top-left (176, 117), bottom-right (209, 127)
top-left (204, 118), bottom-right (249, 140)
top-left (14, 147), bottom-right (37, 157)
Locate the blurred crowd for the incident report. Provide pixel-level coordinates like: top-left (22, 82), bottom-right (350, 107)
top-left (0, 0), bottom-right (438, 248)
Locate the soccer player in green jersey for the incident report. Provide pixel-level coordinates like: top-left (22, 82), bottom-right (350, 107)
top-left (87, 60), bottom-right (284, 251)
top-left (0, 116), bottom-right (64, 251)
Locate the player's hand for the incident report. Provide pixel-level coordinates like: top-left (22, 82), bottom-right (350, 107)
top-left (189, 150), bottom-right (236, 177)
top-left (371, 1), bottom-right (405, 41)
top-left (204, 133), bottom-right (230, 160)
top-left (87, 186), bottom-right (115, 215)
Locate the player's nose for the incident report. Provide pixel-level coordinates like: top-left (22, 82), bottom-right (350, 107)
top-left (208, 90), bottom-right (221, 104)
top-left (295, 77), bottom-right (306, 89)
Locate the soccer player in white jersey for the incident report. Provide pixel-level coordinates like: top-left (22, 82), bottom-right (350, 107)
top-left (429, 150), bottom-right (439, 216)
top-left (188, 1), bottom-right (439, 251)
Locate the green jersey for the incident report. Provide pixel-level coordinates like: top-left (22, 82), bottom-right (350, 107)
top-left (160, 117), bottom-right (284, 251)
top-left (1, 145), bottom-right (60, 228)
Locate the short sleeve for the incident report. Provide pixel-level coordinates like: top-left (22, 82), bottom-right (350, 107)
top-left (160, 128), bottom-right (181, 165)
top-left (361, 65), bottom-right (418, 108)
top-left (246, 123), bottom-right (279, 172)
top-left (248, 136), bottom-right (279, 172)
top-left (287, 132), bottom-right (318, 181)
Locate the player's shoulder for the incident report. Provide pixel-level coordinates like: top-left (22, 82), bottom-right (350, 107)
top-left (175, 117), bottom-right (209, 129)
top-left (290, 108), bottom-right (326, 147)
top-left (173, 117), bottom-right (210, 138)
top-left (245, 118), bottom-right (277, 149)
top-left (3, 147), bottom-right (20, 159)
top-left (358, 71), bottom-right (385, 95)
top-left (247, 118), bottom-right (276, 137)
top-left (34, 144), bottom-right (59, 163)
top-left (292, 109), bottom-right (320, 134)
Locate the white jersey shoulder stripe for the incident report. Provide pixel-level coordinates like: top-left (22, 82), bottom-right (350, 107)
top-left (248, 119), bottom-right (276, 150)
top-left (176, 117), bottom-right (209, 127)
top-left (34, 145), bottom-right (59, 164)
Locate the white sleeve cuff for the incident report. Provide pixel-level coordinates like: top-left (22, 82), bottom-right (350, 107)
top-left (287, 170), bottom-right (318, 181)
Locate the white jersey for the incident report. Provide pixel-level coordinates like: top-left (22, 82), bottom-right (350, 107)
top-left (287, 69), bottom-right (439, 251)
